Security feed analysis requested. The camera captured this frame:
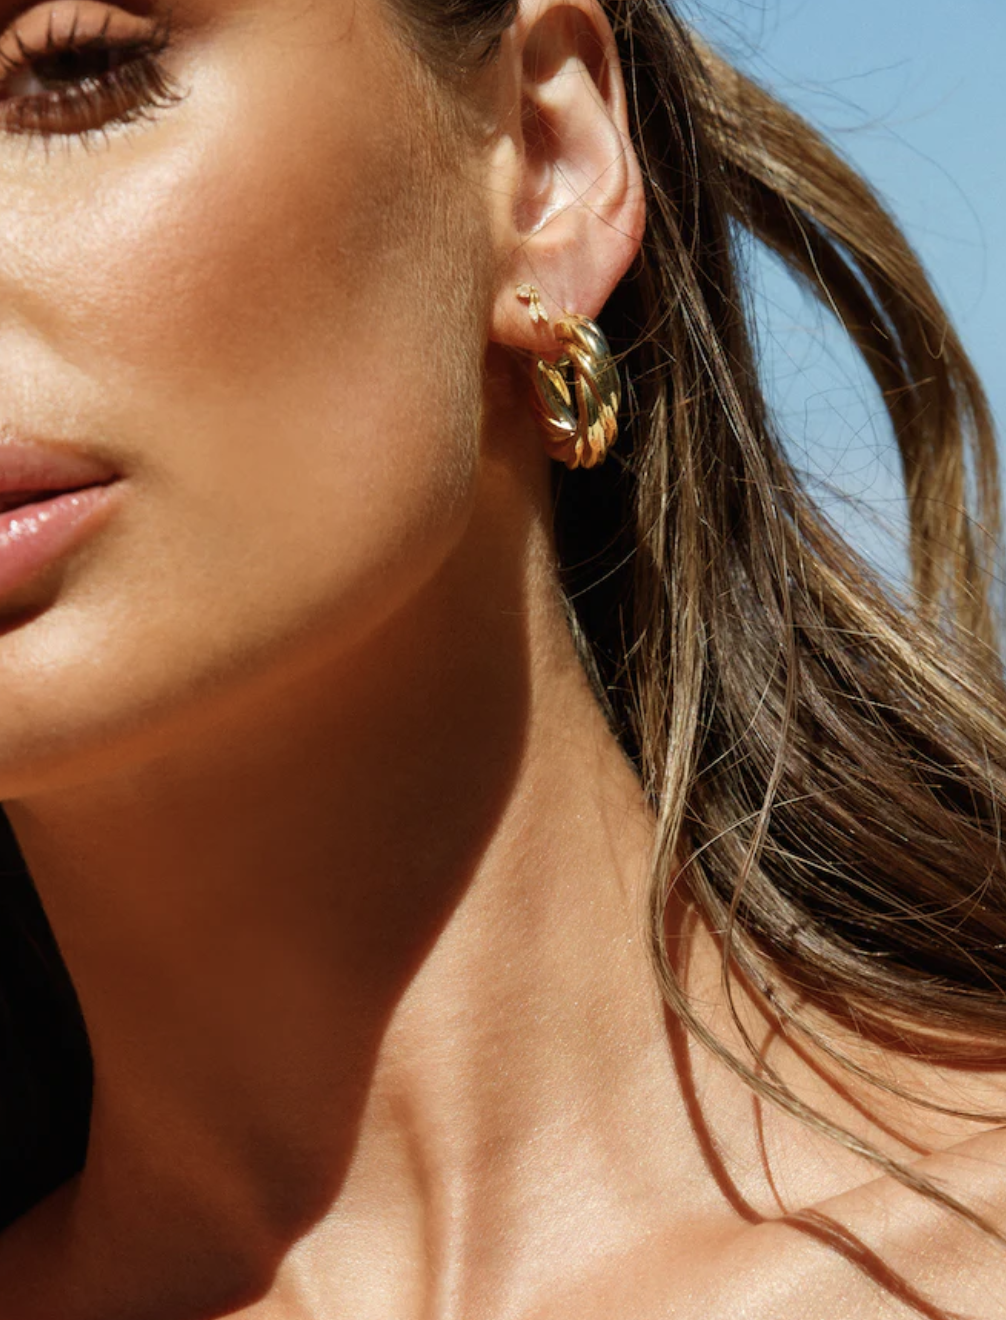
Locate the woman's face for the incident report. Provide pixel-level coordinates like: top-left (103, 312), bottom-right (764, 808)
top-left (0, 0), bottom-right (493, 792)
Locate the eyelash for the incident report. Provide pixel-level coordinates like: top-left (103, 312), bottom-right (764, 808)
top-left (0, 6), bottom-right (182, 143)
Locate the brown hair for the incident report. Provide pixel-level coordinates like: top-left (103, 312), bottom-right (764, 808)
top-left (0, 0), bottom-right (1003, 1258)
top-left (393, 0), bottom-right (1006, 1237)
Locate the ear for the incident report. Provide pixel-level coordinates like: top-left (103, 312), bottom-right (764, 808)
top-left (486, 0), bottom-right (645, 357)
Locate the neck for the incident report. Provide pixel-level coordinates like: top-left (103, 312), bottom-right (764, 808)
top-left (0, 489), bottom-right (690, 1320)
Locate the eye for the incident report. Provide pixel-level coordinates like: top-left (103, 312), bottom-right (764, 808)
top-left (0, 2), bottom-right (183, 142)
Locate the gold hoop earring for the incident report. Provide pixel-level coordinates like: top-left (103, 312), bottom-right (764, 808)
top-left (531, 314), bottom-right (621, 471)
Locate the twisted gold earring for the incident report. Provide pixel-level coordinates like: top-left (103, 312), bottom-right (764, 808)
top-left (529, 311), bottom-right (621, 471)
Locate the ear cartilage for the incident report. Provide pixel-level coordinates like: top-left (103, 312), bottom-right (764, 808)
top-left (516, 284), bottom-right (550, 326)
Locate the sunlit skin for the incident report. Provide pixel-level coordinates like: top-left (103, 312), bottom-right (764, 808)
top-left (0, 0), bottom-right (1003, 1317)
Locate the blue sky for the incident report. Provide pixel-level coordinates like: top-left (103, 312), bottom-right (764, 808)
top-left (678, 0), bottom-right (1005, 583)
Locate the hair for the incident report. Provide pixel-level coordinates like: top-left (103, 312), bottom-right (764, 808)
top-left (0, 0), bottom-right (1004, 1260)
top-left (393, 0), bottom-right (1006, 1241)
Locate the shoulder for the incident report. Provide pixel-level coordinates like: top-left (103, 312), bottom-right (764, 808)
top-left (527, 1130), bottom-right (1006, 1320)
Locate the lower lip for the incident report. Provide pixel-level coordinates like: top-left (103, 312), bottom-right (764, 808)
top-left (0, 483), bottom-right (119, 603)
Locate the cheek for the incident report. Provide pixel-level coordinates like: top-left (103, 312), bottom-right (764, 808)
top-left (0, 15), bottom-right (489, 776)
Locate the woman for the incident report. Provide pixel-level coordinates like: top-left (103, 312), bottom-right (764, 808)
top-left (0, 0), bottom-right (1002, 1315)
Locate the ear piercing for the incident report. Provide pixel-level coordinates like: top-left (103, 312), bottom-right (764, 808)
top-left (516, 284), bottom-right (549, 326)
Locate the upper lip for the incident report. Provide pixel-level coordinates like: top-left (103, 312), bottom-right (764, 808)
top-left (0, 431), bottom-right (119, 512)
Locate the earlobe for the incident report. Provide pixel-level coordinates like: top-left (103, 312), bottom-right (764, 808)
top-left (488, 0), bottom-right (645, 357)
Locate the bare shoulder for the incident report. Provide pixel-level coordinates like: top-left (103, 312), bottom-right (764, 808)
top-left (529, 1129), bottom-right (1006, 1320)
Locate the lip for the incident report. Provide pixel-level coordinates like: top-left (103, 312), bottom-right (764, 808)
top-left (0, 432), bottom-right (118, 496)
top-left (0, 439), bottom-right (121, 605)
